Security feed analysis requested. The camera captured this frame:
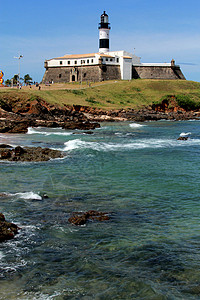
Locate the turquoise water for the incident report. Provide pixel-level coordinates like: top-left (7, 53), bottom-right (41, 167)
top-left (0, 120), bottom-right (200, 299)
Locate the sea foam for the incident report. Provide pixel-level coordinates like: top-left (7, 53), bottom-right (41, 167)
top-left (27, 127), bottom-right (72, 136)
top-left (4, 191), bottom-right (42, 200)
top-left (180, 132), bottom-right (192, 137)
top-left (129, 123), bottom-right (146, 128)
top-left (0, 251), bottom-right (5, 260)
top-left (63, 137), bottom-right (200, 152)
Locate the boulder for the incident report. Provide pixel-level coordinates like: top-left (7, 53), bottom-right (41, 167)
top-left (177, 136), bottom-right (188, 141)
top-left (0, 146), bottom-right (64, 162)
top-left (68, 210), bottom-right (110, 226)
top-left (0, 213), bottom-right (20, 243)
top-left (0, 144), bottom-right (12, 148)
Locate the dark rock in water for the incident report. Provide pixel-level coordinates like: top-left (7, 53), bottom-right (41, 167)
top-left (0, 144), bottom-right (12, 148)
top-left (0, 213), bottom-right (5, 221)
top-left (68, 210), bottom-right (110, 226)
top-left (15, 146), bottom-right (25, 156)
top-left (62, 121), bottom-right (100, 130)
top-left (177, 136), bottom-right (188, 140)
top-left (0, 146), bottom-right (64, 162)
top-left (0, 213), bottom-right (20, 243)
top-left (0, 193), bottom-right (7, 198)
top-left (42, 193), bottom-right (49, 199)
top-left (0, 149), bottom-right (12, 159)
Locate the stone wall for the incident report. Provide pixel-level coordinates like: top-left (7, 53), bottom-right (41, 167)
top-left (42, 67), bottom-right (71, 83)
top-left (42, 64), bottom-right (185, 83)
top-left (42, 64), bottom-right (121, 83)
top-left (100, 65), bottom-right (121, 81)
top-left (132, 66), bottom-right (186, 80)
top-left (42, 65), bottom-right (101, 83)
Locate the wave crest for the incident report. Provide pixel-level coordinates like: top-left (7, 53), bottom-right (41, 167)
top-left (129, 123), bottom-right (146, 128)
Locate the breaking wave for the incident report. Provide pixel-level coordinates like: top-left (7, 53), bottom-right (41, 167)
top-left (129, 123), bottom-right (146, 128)
top-left (63, 138), bottom-right (200, 152)
top-left (180, 132), bottom-right (192, 137)
top-left (27, 127), bottom-right (72, 136)
top-left (2, 192), bottom-right (42, 200)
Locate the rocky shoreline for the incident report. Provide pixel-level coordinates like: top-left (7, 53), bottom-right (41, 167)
top-left (0, 94), bottom-right (199, 134)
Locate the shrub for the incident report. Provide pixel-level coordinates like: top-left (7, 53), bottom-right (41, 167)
top-left (176, 94), bottom-right (200, 111)
top-left (72, 90), bottom-right (84, 95)
top-left (85, 97), bottom-right (100, 104)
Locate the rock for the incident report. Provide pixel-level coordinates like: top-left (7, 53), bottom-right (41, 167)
top-left (0, 149), bottom-right (12, 159)
top-left (0, 146), bottom-right (64, 162)
top-left (15, 146), bottom-right (25, 156)
top-left (177, 136), bottom-right (188, 140)
top-left (68, 210), bottom-right (110, 226)
top-left (0, 213), bottom-right (5, 221)
top-left (42, 193), bottom-right (49, 199)
top-left (0, 120), bottom-right (29, 133)
top-left (0, 144), bottom-right (12, 148)
top-left (0, 213), bottom-right (20, 243)
top-left (62, 121), bottom-right (100, 130)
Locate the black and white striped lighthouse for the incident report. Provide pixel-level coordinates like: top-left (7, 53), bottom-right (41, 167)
top-left (99, 11), bottom-right (111, 53)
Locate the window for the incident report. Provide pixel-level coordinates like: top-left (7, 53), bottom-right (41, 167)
top-left (110, 58), bottom-right (113, 62)
top-left (75, 61), bottom-right (77, 64)
top-left (68, 61), bottom-right (70, 65)
top-left (87, 59), bottom-right (89, 63)
top-left (60, 61), bottom-right (63, 65)
top-left (59, 74), bottom-right (62, 78)
top-left (91, 59), bottom-right (94, 63)
top-left (116, 58), bottom-right (119, 63)
top-left (106, 58), bottom-right (108, 61)
top-left (81, 60), bottom-right (85, 64)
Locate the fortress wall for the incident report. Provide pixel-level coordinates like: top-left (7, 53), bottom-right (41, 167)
top-left (100, 65), bottom-right (121, 81)
top-left (42, 67), bottom-right (71, 83)
top-left (42, 65), bottom-right (121, 84)
top-left (132, 66), bottom-right (186, 80)
top-left (42, 65), bottom-right (102, 83)
top-left (79, 66), bottom-right (102, 82)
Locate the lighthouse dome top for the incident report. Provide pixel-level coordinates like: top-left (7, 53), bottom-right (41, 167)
top-left (99, 11), bottom-right (110, 29)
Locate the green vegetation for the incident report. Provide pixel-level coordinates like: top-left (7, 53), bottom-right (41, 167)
top-left (176, 94), bottom-right (200, 110)
top-left (1, 79), bottom-right (200, 110)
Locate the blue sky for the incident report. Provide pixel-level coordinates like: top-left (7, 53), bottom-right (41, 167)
top-left (1, 0), bottom-right (200, 82)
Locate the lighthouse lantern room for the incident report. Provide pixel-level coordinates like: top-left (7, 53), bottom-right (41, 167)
top-left (99, 11), bottom-right (111, 53)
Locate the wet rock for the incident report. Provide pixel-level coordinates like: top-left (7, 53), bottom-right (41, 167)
top-left (68, 210), bottom-right (110, 226)
top-left (0, 146), bottom-right (64, 162)
top-left (0, 144), bottom-right (12, 148)
top-left (0, 149), bottom-right (12, 159)
top-left (42, 193), bottom-right (49, 199)
top-left (0, 120), bottom-right (30, 133)
top-left (62, 121), bottom-right (100, 130)
top-left (0, 213), bottom-right (20, 243)
top-left (15, 146), bottom-right (25, 156)
top-left (177, 136), bottom-right (188, 141)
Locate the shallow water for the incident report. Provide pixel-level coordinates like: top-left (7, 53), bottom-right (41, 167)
top-left (0, 120), bottom-right (200, 299)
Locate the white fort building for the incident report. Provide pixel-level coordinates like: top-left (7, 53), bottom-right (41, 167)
top-left (42, 11), bottom-right (185, 83)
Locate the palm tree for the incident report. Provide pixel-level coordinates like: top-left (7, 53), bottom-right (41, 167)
top-left (24, 74), bottom-right (33, 85)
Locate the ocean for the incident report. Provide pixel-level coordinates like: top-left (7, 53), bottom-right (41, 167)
top-left (0, 120), bottom-right (200, 299)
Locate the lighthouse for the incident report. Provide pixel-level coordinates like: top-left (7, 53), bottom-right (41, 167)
top-left (99, 11), bottom-right (111, 53)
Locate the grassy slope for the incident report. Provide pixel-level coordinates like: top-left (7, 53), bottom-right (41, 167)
top-left (1, 79), bottom-right (200, 110)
